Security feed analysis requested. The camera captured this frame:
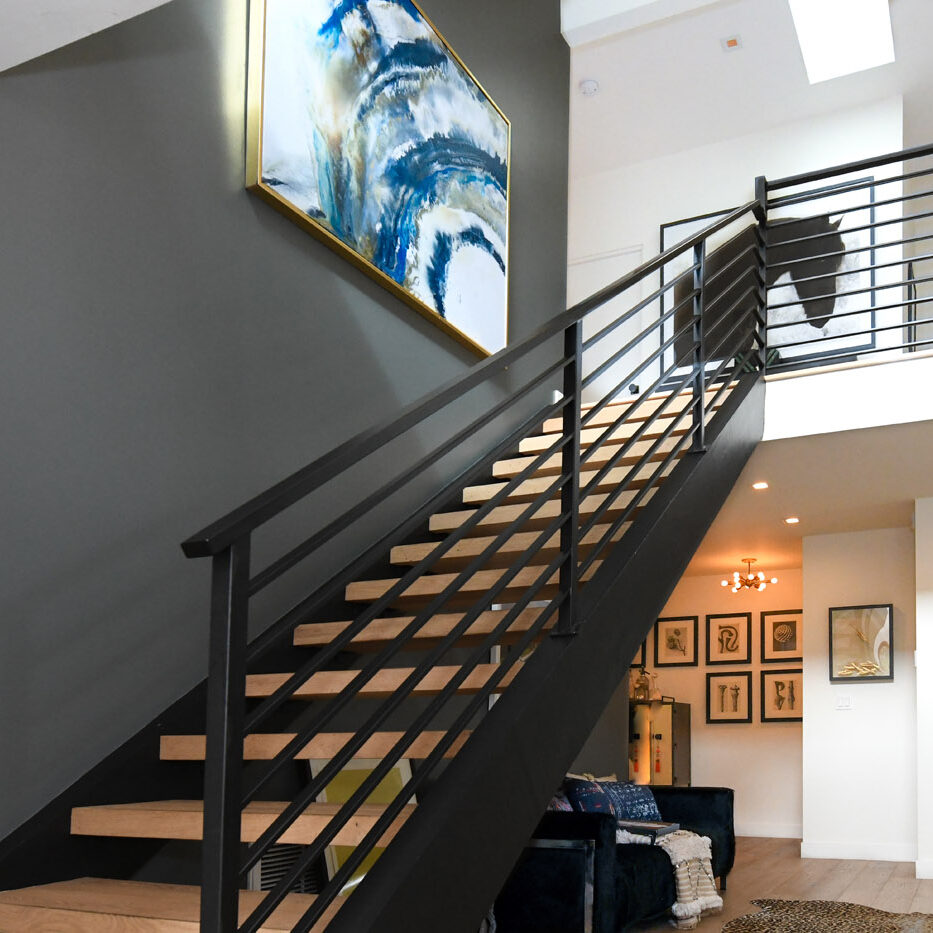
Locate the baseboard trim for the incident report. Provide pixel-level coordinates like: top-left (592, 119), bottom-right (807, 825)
top-left (801, 840), bottom-right (918, 862)
top-left (736, 822), bottom-right (801, 839)
top-left (916, 859), bottom-right (933, 879)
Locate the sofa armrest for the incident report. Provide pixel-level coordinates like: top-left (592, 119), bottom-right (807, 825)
top-left (650, 786), bottom-right (734, 832)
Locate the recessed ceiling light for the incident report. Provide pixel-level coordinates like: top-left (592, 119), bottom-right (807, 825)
top-left (788, 0), bottom-right (894, 85)
top-left (752, 481), bottom-right (769, 491)
top-left (784, 516), bottom-right (800, 525)
top-left (579, 79), bottom-right (600, 98)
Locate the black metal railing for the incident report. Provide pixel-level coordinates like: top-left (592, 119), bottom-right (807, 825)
top-left (760, 141), bottom-right (933, 373)
top-left (182, 196), bottom-right (766, 932)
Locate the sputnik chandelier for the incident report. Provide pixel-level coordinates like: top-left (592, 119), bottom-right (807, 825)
top-left (721, 557), bottom-right (778, 593)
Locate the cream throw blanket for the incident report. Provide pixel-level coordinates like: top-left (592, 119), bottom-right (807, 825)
top-left (616, 828), bottom-right (722, 930)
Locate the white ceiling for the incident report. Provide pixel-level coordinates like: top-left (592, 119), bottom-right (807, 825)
top-left (685, 416), bottom-right (933, 577)
top-left (568, 0), bottom-right (933, 177)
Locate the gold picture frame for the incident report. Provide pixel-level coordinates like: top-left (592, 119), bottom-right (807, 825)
top-left (246, 0), bottom-right (511, 357)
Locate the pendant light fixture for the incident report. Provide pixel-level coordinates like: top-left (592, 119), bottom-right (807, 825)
top-left (721, 557), bottom-right (778, 593)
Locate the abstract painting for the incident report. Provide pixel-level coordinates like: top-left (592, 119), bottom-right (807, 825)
top-left (248, 0), bottom-right (511, 355)
top-left (706, 612), bottom-right (752, 665)
top-left (653, 616), bottom-right (699, 667)
top-left (760, 669), bottom-right (802, 723)
top-left (706, 671), bottom-right (752, 724)
top-left (829, 603), bottom-right (893, 682)
top-left (761, 609), bottom-right (803, 664)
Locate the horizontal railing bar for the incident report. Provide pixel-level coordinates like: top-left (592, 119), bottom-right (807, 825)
top-left (184, 206), bottom-right (754, 557)
top-left (768, 164), bottom-right (933, 208)
top-left (580, 293), bottom-right (694, 397)
top-left (240, 465), bottom-right (574, 805)
top-left (773, 207), bottom-right (931, 249)
top-left (768, 271), bottom-right (933, 312)
top-left (768, 229), bottom-right (933, 272)
top-left (242, 396), bottom-right (564, 668)
top-left (766, 250), bottom-right (933, 290)
top-left (579, 367), bottom-right (695, 501)
top-left (568, 201), bottom-right (757, 321)
top-left (581, 265), bottom-right (696, 354)
top-left (283, 589), bottom-right (566, 933)
top-left (767, 293), bottom-right (933, 331)
top-left (247, 356), bottom-right (567, 595)
top-left (767, 336), bottom-right (933, 371)
top-left (579, 424), bottom-right (696, 577)
top-left (579, 345), bottom-right (697, 471)
top-left (703, 242), bottom-right (762, 292)
top-left (578, 394), bottom-right (697, 554)
top-left (704, 285), bottom-right (759, 339)
top-left (766, 140), bottom-right (933, 192)
top-left (703, 261), bottom-right (762, 315)
top-left (705, 317), bottom-right (762, 378)
top-left (770, 314), bottom-right (933, 350)
top-left (240, 500), bottom-right (572, 873)
top-left (242, 549), bottom-right (567, 931)
top-left (705, 327), bottom-right (761, 390)
top-left (767, 184), bottom-right (933, 230)
top-left (242, 427), bottom-right (572, 735)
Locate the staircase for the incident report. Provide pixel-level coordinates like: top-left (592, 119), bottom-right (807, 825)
top-left (0, 198), bottom-right (767, 932)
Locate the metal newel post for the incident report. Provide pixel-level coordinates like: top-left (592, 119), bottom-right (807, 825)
top-left (200, 537), bottom-right (251, 933)
top-left (754, 175), bottom-right (769, 370)
top-left (555, 320), bottom-right (583, 636)
top-left (690, 241), bottom-right (707, 454)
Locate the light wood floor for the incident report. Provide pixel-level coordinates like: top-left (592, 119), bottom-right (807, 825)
top-left (633, 836), bottom-right (933, 931)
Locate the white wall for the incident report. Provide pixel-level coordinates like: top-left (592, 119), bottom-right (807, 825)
top-left (915, 498), bottom-right (933, 878)
top-left (569, 96), bottom-right (903, 266)
top-left (654, 571), bottom-right (803, 838)
top-left (801, 528), bottom-right (917, 861)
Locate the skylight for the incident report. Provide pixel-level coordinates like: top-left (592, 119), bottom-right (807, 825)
top-left (788, 0), bottom-right (895, 85)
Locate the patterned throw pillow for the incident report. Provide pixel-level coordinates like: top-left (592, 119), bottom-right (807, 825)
top-left (563, 778), bottom-right (616, 816)
top-left (547, 790), bottom-right (573, 812)
top-left (599, 780), bottom-right (662, 822)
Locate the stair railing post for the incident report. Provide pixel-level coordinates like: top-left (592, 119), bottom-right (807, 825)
top-left (690, 240), bottom-right (707, 454)
top-left (555, 320), bottom-right (583, 636)
top-left (200, 536), bottom-right (251, 933)
top-left (753, 175), bottom-right (769, 371)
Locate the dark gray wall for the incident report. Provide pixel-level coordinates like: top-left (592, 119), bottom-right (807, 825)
top-left (0, 0), bottom-right (569, 837)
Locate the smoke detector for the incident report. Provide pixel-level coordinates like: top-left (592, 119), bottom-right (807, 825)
top-left (579, 79), bottom-right (600, 97)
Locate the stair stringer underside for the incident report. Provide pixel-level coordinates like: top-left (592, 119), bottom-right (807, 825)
top-left (325, 372), bottom-right (765, 933)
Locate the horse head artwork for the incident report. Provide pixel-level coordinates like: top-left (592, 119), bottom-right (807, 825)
top-left (672, 213), bottom-right (849, 365)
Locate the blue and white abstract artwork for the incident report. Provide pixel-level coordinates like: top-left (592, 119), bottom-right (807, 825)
top-left (254, 0), bottom-right (510, 354)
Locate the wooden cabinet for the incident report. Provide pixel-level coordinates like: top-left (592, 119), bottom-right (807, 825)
top-left (628, 700), bottom-right (691, 786)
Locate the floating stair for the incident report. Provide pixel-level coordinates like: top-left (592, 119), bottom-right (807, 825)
top-left (71, 800), bottom-right (415, 846)
top-left (0, 878), bottom-right (343, 932)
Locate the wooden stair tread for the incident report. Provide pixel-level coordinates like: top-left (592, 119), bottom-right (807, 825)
top-left (293, 608), bottom-right (549, 649)
top-left (519, 421), bottom-right (691, 455)
top-left (71, 800), bottom-right (415, 846)
top-left (0, 878), bottom-right (341, 931)
top-left (493, 438), bottom-right (682, 480)
top-left (245, 662), bottom-right (522, 699)
top-left (428, 488), bottom-right (652, 536)
top-left (161, 730), bottom-right (470, 761)
top-left (390, 524), bottom-right (626, 572)
top-left (462, 459), bottom-right (667, 506)
top-left (345, 562), bottom-right (600, 608)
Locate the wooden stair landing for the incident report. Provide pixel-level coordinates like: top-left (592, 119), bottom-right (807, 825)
top-left (0, 878), bottom-right (344, 932)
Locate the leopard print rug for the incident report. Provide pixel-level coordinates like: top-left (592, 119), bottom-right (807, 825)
top-left (722, 899), bottom-right (933, 932)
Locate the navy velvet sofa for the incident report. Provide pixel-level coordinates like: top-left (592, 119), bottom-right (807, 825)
top-left (494, 786), bottom-right (735, 933)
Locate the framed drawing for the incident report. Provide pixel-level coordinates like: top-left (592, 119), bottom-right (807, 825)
top-left (653, 616), bottom-right (699, 667)
top-left (311, 758), bottom-right (415, 894)
top-left (630, 638), bottom-right (647, 668)
top-left (760, 669), bottom-right (803, 722)
top-left (706, 671), bottom-right (752, 724)
top-left (829, 604), bottom-right (893, 682)
top-left (761, 609), bottom-right (803, 664)
top-left (706, 612), bottom-right (752, 665)
top-left (247, 0), bottom-right (511, 356)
